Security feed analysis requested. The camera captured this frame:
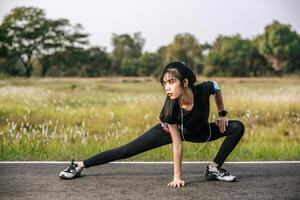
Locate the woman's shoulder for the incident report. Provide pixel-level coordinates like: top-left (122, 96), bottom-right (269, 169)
top-left (194, 81), bottom-right (209, 89)
top-left (194, 80), bottom-right (220, 94)
top-left (195, 80), bottom-right (219, 87)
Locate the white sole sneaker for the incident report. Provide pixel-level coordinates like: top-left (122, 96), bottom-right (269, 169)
top-left (204, 166), bottom-right (236, 182)
top-left (59, 161), bottom-right (82, 180)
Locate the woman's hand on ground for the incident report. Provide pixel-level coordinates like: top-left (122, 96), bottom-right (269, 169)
top-left (167, 178), bottom-right (185, 188)
top-left (215, 117), bottom-right (229, 133)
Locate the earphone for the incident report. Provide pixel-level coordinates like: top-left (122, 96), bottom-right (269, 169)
top-left (178, 83), bottom-right (212, 154)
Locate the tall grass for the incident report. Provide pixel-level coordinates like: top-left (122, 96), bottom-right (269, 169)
top-left (0, 77), bottom-right (299, 161)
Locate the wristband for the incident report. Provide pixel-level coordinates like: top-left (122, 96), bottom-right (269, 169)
top-left (218, 110), bottom-right (228, 117)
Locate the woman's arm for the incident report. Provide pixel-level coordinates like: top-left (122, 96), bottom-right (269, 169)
top-left (214, 91), bottom-right (229, 133)
top-left (214, 91), bottom-right (225, 112)
top-left (167, 124), bottom-right (185, 187)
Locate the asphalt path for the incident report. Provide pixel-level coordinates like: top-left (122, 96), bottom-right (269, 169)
top-left (0, 162), bottom-right (299, 200)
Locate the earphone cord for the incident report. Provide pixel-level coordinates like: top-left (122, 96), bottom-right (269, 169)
top-left (180, 107), bottom-right (185, 141)
top-left (179, 90), bottom-right (212, 154)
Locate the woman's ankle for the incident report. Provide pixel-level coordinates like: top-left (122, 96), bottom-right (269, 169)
top-left (77, 161), bottom-right (85, 169)
top-left (209, 161), bottom-right (219, 168)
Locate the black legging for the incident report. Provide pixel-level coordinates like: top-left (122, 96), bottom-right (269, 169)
top-left (83, 120), bottom-right (245, 168)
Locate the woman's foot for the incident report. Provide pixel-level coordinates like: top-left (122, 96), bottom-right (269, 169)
top-left (204, 165), bottom-right (236, 182)
top-left (59, 159), bottom-right (82, 180)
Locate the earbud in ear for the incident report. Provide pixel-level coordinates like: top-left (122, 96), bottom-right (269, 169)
top-left (184, 78), bottom-right (188, 88)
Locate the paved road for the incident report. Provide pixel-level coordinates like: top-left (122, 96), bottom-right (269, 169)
top-left (0, 162), bottom-right (299, 200)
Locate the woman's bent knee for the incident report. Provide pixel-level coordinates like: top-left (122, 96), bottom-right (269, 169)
top-left (229, 120), bottom-right (245, 137)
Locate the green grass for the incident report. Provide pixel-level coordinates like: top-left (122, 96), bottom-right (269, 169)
top-left (0, 77), bottom-right (299, 161)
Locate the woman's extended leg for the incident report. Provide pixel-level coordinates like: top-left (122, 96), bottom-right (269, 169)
top-left (87, 119), bottom-right (245, 169)
top-left (82, 123), bottom-right (173, 168)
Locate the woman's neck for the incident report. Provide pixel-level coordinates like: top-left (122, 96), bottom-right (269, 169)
top-left (179, 87), bottom-right (194, 107)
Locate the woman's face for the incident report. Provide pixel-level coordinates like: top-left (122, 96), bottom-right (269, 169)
top-left (162, 72), bottom-right (184, 100)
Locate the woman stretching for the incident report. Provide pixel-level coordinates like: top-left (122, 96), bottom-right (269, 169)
top-left (59, 61), bottom-right (245, 187)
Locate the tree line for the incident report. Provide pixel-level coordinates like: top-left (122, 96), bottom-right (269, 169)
top-left (0, 7), bottom-right (299, 78)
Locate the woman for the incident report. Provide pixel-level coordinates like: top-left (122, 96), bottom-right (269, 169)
top-left (59, 61), bottom-right (245, 187)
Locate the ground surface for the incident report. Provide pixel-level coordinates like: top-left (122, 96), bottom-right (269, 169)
top-left (0, 162), bottom-right (299, 200)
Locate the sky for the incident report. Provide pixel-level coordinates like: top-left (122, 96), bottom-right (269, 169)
top-left (0, 0), bottom-right (299, 52)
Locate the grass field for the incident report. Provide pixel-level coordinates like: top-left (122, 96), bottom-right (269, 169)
top-left (0, 77), bottom-right (299, 161)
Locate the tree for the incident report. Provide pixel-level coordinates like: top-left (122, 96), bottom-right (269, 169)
top-left (137, 52), bottom-right (162, 76)
top-left (0, 7), bottom-right (88, 77)
top-left (286, 35), bottom-right (300, 74)
top-left (111, 32), bottom-right (145, 74)
top-left (38, 46), bottom-right (87, 77)
top-left (0, 57), bottom-right (25, 76)
top-left (256, 20), bottom-right (300, 76)
top-left (151, 46), bottom-right (167, 78)
top-left (0, 25), bottom-right (9, 58)
top-left (164, 33), bottom-right (203, 73)
top-left (120, 58), bottom-right (139, 76)
top-left (204, 35), bottom-right (269, 77)
top-left (41, 46), bottom-right (111, 77)
top-left (81, 47), bottom-right (112, 77)
top-left (247, 43), bottom-right (271, 76)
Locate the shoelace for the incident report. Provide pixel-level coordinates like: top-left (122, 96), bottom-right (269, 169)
top-left (64, 160), bottom-right (78, 173)
top-left (217, 167), bottom-right (230, 177)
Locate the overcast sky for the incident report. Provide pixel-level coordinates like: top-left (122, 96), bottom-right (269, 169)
top-left (0, 0), bottom-right (299, 52)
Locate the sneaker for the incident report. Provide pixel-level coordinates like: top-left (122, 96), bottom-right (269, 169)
top-left (59, 159), bottom-right (82, 180)
top-left (204, 165), bottom-right (236, 182)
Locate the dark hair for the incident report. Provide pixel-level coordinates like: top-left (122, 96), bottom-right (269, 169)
top-left (159, 61), bottom-right (197, 124)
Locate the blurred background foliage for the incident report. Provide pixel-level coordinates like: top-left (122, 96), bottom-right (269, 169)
top-left (0, 7), bottom-right (299, 78)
